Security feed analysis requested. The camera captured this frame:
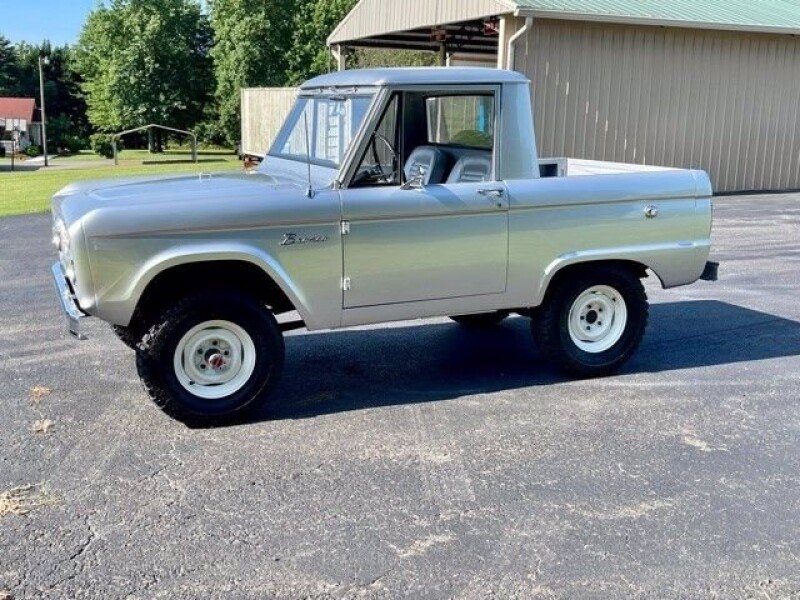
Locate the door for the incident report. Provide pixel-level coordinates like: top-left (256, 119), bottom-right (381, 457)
top-left (339, 89), bottom-right (508, 309)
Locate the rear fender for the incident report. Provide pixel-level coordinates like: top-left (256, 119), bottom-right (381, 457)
top-left (535, 240), bottom-right (711, 305)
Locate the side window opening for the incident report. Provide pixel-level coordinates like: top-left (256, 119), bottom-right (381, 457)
top-left (351, 94), bottom-right (401, 187)
top-left (347, 90), bottom-right (497, 188)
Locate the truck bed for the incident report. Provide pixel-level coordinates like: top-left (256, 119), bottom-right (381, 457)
top-left (539, 157), bottom-right (678, 178)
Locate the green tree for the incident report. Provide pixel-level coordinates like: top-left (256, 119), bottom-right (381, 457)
top-left (354, 48), bottom-right (438, 69)
top-left (12, 42), bottom-right (91, 145)
top-left (74, 0), bottom-right (213, 146)
top-left (0, 35), bottom-right (16, 93)
top-left (285, 0), bottom-right (355, 85)
top-left (285, 1), bottom-right (437, 84)
top-left (208, 0), bottom-right (297, 145)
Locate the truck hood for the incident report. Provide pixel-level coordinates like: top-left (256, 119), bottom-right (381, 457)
top-left (54, 170), bottom-right (304, 220)
top-left (53, 167), bottom-right (340, 241)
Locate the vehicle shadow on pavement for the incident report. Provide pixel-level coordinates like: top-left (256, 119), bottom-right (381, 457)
top-left (248, 300), bottom-right (800, 422)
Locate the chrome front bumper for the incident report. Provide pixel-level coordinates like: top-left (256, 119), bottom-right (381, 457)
top-left (51, 262), bottom-right (87, 340)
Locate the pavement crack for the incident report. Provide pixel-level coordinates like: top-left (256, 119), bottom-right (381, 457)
top-left (38, 513), bottom-right (97, 593)
top-left (68, 515), bottom-right (95, 562)
top-left (362, 563), bottom-right (398, 590)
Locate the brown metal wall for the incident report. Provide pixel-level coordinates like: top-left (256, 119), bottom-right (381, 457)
top-left (512, 18), bottom-right (800, 192)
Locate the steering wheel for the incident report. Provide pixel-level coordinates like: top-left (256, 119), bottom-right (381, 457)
top-left (369, 131), bottom-right (399, 183)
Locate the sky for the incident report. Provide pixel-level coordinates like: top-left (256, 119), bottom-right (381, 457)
top-left (2, 0), bottom-right (98, 45)
top-left (1, 0), bottom-right (209, 46)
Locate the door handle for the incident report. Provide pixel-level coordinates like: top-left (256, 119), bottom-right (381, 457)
top-left (478, 187), bottom-right (506, 208)
top-left (477, 187), bottom-right (505, 198)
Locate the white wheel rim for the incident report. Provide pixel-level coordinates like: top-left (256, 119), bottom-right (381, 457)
top-left (173, 320), bottom-right (256, 400)
top-left (567, 285), bottom-right (628, 354)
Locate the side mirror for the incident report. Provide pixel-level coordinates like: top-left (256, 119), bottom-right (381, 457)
top-left (400, 174), bottom-right (424, 190)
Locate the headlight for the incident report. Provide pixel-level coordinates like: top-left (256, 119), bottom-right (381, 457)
top-left (52, 219), bottom-right (76, 284)
top-left (52, 219), bottom-right (70, 257)
top-left (64, 261), bottom-right (78, 285)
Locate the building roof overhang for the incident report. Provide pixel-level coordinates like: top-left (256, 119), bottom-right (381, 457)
top-left (0, 98), bottom-right (37, 122)
top-left (328, 0), bottom-right (800, 50)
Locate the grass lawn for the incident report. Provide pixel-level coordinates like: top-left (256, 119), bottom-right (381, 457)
top-left (56, 147), bottom-right (235, 162)
top-left (0, 151), bottom-right (243, 217)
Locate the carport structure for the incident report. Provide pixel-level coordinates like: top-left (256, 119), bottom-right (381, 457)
top-left (328, 0), bottom-right (800, 193)
top-left (112, 124), bottom-right (198, 166)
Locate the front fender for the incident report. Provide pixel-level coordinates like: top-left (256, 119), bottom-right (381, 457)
top-left (94, 242), bottom-right (316, 328)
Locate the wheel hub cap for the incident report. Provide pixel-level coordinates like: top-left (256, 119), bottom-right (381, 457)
top-left (568, 285), bottom-right (628, 354)
top-left (173, 320), bottom-right (257, 400)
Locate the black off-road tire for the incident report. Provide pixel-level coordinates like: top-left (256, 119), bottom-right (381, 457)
top-left (112, 325), bottom-right (141, 350)
top-left (449, 311), bottom-right (510, 327)
top-left (135, 290), bottom-right (284, 424)
top-left (531, 266), bottom-right (648, 377)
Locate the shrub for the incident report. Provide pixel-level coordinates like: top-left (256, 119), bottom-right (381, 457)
top-left (24, 145), bottom-right (42, 158)
top-left (90, 133), bottom-right (121, 158)
top-left (0, 145), bottom-right (5, 158)
top-left (59, 136), bottom-right (86, 155)
top-left (194, 120), bottom-right (228, 147)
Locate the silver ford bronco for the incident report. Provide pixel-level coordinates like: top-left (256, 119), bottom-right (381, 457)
top-left (51, 68), bottom-right (717, 423)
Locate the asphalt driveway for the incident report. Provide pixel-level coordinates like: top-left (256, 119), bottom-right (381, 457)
top-left (0, 195), bottom-right (798, 599)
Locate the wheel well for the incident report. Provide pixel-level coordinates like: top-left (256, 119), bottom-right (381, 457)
top-left (541, 260), bottom-right (650, 302)
top-left (130, 261), bottom-right (296, 330)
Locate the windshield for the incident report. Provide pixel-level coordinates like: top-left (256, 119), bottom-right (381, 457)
top-left (268, 94), bottom-right (373, 169)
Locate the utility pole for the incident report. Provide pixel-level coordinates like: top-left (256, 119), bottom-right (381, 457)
top-left (38, 55), bottom-right (50, 167)
top-left (11, 127), bottom-right (17, 172)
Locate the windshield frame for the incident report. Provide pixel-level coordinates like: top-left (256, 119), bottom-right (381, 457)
top-left (267, 89), bottom-right (377, 172)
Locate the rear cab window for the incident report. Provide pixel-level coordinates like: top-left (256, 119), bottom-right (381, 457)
top-left (425, 95), bottom-right (495, 150)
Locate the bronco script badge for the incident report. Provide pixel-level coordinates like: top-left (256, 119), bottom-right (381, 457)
top-left (280, 232), bottom-right (328, 246)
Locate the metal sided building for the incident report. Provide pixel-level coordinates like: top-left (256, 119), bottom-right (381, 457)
top-left (327, 0), bottom-right (800, 193)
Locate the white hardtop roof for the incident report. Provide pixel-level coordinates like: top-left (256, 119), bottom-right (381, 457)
top-left (300, 67), bottom-right (529, 90)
